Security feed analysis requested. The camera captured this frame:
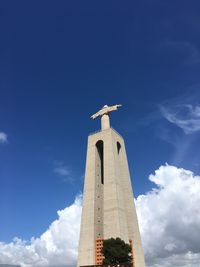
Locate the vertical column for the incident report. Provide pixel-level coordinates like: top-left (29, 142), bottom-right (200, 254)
top-left (95, 238), bottom-right (104, 265)
top-left (77, 137), bottom-right (96, 267)
top-left (101, 114), bottom-right (110, 130)
top-left (103, 130), bottom-right (129, 243)
top-left (95, 141), bottom-right (104, 239)
top-left (119, 139), bottom-right (146, 267)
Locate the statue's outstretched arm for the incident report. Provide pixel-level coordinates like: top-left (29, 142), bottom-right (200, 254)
top-left (91, 104), bottom-right (122, 120)
top-left (108, 104), bottom-right (122, 112)
top-left (91, 113), bottom-right (99, 119)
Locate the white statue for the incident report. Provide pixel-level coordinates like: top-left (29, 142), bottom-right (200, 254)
top-left (91, 104), bottom-right (122, 130)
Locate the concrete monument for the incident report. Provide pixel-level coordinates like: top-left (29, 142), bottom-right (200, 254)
top-left (77, 105), bottom-right (145, 267)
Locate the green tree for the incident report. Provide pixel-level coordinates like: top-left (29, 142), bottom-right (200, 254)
top-left (101, 237), bottom-right (132, 264)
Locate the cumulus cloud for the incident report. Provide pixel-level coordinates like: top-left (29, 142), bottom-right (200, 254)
top-left (160, 104), bottom-right (200, 134)
top-left (0, 165), bottom-right (200, 267)
top-left (0, 132), bottom-right (8, 143)
top-left (136, 164), bottom-right (200, 267)
top-left (0, 196), bottom-right (82, 267)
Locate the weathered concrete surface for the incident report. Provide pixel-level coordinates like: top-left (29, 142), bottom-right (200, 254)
top-left (77, 127), bottom-right (145, 267)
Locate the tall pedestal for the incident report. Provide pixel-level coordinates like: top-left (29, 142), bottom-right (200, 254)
top-left (77, 128), bottom-right (145, 267)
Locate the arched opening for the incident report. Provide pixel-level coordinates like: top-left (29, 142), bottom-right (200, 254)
top-left (117, 141), bottom-right (121, 154)
top-left (96, 140), bottom-right (104, 184)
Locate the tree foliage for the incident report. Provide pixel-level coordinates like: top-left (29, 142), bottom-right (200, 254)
top-left (101, 237), bottom-right (132, 264)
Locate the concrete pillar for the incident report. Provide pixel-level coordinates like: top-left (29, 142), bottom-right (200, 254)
top-left (77, 128), bottom-right (146, 267)
top-left (101, 114), bottom-right (110, 130)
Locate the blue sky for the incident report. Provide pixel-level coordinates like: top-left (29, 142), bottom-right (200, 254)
top-left (0, 1), bottom-right (200, 266)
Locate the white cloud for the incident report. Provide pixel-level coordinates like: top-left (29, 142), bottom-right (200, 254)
top-left (136, 164), bottom-right (200, 267)
top-left (0, 132), bottom-right (8, 144)
top-left (160, 104), bottom-right (200, 134)
top-left (54, 166), bottom-right (70, 177)
top-left (53, 162), bottom-right (74, 183)
top-left (0, 196), bottom-right (82, 267)
top-left (0, 165), bottom-right (200, 267)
